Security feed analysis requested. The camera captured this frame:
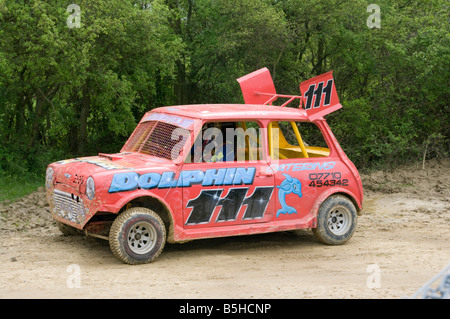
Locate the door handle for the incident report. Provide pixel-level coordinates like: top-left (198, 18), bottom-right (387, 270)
top-left (257, 170), bottom-right (274, 177)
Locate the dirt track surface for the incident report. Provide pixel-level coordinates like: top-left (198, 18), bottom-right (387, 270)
top-left (1, 159), bottom-right (449, 299)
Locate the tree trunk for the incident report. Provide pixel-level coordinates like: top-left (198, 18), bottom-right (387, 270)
top-left (166, 0), bottom-right (190, 105)
top-left (78, 82), bottom-right (90, 155)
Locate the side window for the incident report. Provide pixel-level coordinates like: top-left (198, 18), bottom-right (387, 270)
top-left (185, 121), bottom-right (263, 163)
top-left (268, 121), bottom-right (330, 160)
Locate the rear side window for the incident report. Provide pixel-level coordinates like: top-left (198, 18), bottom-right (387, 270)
top-left (268, 121), bottom-right (330, 159)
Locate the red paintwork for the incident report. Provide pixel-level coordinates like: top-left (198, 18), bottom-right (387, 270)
top-left (237, 67), bottom-right (277, 105)
top-left (46, 70), bottom-right (363, 244)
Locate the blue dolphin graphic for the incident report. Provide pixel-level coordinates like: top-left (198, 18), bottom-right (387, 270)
top-left (276, 173), bottom-right (302, 218)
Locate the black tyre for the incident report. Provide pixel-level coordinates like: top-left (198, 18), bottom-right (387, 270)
top-left (312, 195), bottom-right (357, 245)
top-left (109, 207), bottom-right (166, 265)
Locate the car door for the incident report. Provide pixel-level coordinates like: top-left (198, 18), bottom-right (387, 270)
top-left (181, 121), bottom-right (275, 229)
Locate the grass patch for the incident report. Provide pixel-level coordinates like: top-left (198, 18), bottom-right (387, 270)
top-left (0, 175), bottom-right (43, 203)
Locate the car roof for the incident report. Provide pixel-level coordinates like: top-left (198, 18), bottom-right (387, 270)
top-left (153, 104), bottom-right (309, 122)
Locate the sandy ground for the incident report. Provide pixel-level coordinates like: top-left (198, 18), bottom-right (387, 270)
top-left (0, 159), bottom-right (449, 299)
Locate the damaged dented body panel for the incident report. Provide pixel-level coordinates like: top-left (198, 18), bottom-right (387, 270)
top-left (46, 68), bottom-right (363, 264)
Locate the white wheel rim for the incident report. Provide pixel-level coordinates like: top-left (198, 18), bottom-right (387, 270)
top-left (326, 205), bottom-right (352, 236)
top-left (127, 222), bottom-right (157, 254)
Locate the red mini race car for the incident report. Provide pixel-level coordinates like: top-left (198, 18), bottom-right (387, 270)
top-left (45, 68), bottom-right (363, 264)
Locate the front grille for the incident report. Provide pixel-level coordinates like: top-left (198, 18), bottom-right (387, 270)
top-left (52, 189), bottom-right (87, 225)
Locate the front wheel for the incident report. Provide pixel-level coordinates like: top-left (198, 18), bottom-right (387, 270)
top-left (312, 195), bottom-right (357, 245)
top-left (109, 207), bottom-right (166, 265)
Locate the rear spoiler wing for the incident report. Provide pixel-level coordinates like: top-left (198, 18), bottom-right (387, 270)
top-left (237, 67), bottom-right (342, 121)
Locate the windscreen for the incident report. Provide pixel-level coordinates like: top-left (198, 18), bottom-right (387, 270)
top-left (122, 120), bottom-right (191, 161)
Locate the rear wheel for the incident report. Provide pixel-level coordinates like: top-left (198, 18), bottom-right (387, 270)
top-left (109, 207), bottom-right (166, 265)
top-left (312, 195), bottom-right (357, 245)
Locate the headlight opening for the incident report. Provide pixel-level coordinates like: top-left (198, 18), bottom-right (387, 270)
top-left (86, 176), bottom-right (95, 200)
top-left (45, 167), bottom-right (54, 188)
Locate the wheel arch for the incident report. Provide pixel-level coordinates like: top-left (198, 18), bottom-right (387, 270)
top-left (312, 188), bottom-right (362, 219)
top-left (332, 191), bottom-right (362, 214)
top-left (118, 195), bottom-right (176, 243)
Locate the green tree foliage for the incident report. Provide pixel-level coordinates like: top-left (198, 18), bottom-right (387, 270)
top-left (0, 0), bottom-right (182, 176)
top-left (185, 0), bottom-right (290, 103)
top-left (275, 0), bottom-right (449, 167)
top-left (0, 0), bottom-right (448, 179)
